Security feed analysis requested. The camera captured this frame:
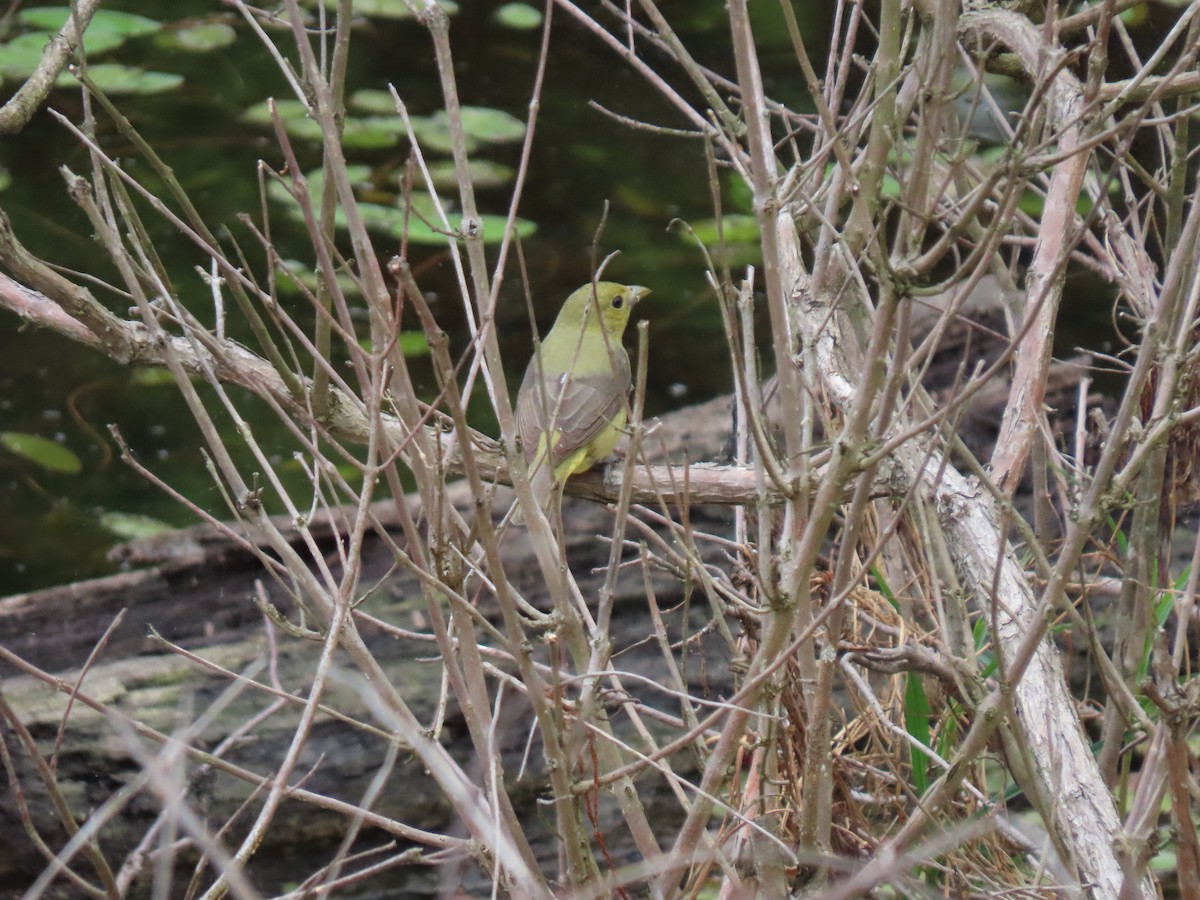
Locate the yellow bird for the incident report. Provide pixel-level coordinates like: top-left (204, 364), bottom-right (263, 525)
top-left (514, 281), bottom-right (649, 524)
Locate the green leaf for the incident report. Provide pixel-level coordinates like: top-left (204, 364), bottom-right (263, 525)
top-left (364, 332), bottom-right (431, 356)
top-left (355, 201), bottom-right (427, 234)
top-left (1107, 514), bottom-right (1129, 556)
top-left (1018, 188), bottom-right (1095, 218)
top-left (302, 164), bottom-right (377, 201)
top-left (244, 100), bottom-right (406, 148)
top-left (683, 214), bottom-right (763, 268)
top-left (266, 167), bottom-right (535, 245)
top-left (389, 208), bottom-right (536, 245)
top-left (426, 159), bottom-right (514, 191)
top-left (366, 106), bottom-right (526, 155)
top-left (314, 0), bottom-right (458, 18)
top-left (99, 511), bottom-right (174, 541)
top-left (344, 102), bottom-right (525, 164)
top-left (19, 8), bottom-right (162, 40)
top-left (274, 259), bottom-right (362, 297)
top-left (270, 184), bottom-right (534, 245)
top-left (58, 63), bottom-right (184, 95)
top-left (935, 705), bottom-right (958, 759)
top-left (0, 40), bottom-right (56, 81)
top-left (130, 367), bottom-right (178, 387)
top-left (264, 164), bottom-right (386, 219)
top-left (688, 214), bottom-right (760, 245)
top-left (243, 98), bottom-right (307, 126)
top-left (407, 115), bottom-right (473, 154)
top-left (349, 89), bottom-right (397, 115)
top-left (440, 106), bottom-right (526, 144)
top-left (343, 116), bottom-right (410, 148)
top-left (869, 565), bottom-right (899, 609)
top-left (7, 26), bottom-right (125, 57)
top-left (1119, 4), bottom-right (1149, 26)
top-left (2, 11), bottom-right (164, 80)
top-left (0, 164), bottom-right (10, 193)
top-left (725, 173), bottom-right (754, 213)
top-left (398, 331), bottom-right (431, 357)
top-left (494, 3), bottom-right (543, 29)
top-left (342, 104), bottom-right (522, 153)
top-left (904, 673), bottom-right (932, 794)
top-left (1, 432), bottom-right (83, 474)
top-left (973, 616), bottom-right (998, 678)
top-left (1164, 566), bottom-right (1191, 627)
top-left (244, 99), bottom-right (326, 143)
top-left (160, 22), bottom-right (237, 52)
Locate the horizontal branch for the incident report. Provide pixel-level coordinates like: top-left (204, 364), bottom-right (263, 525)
top-left (0, 271), bottom-right (777, 509)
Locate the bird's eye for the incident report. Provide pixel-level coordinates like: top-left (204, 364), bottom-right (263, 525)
top-left (611, 294), bottom-right (625, 309)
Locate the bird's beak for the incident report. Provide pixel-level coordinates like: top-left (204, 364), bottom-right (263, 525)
top-left (627, 286), bottom-right (651, 305)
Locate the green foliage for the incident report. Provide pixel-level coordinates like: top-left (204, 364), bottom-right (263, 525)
top-left (265, 168), bottom-right (535, 245)
top-left (1, 8), bottom-right (179, 90)
top-left (0, 431), bottom-right (83, 474)
top-left (157, 22), bottom-right (237, 52)
top-left (275, 259), bottom-right (362, 298)
top-left (18, 7), bottom-right (161, 41)
top-left (684, 214), bottom-right (762, 268)
top-left (904, 673), bottom-right (932, 794)
top-left (360, 332), bottom-right (432, 357)
top-left (130, 367), bottom-right (180, 387)
top-left (243, 99), bottom-right (405, 149)
top-left (1137, 562), bottom-right (1188, 688)
top-left (398, 331), bottom-right (432, 357)
top-left (345, 90), bottom-right (401, 115)
top-left (688, 214), bottom-right (760, 245)
top-left (436, 106), bottom-right (527, 144)
top-left (425, 159), bottom-right (515, 191)
top-left (57, 63), bottom-right (183, 95)
top-left (494, 3), bottom-right (543, 29)
top-left (0, 41), bottom-right (49, 82)
top-left (936, 704), bottom-right (959, 761)
top-left (872, 567), bottom-right (934, 794)
top-left (98, 511), bottom-right (173, 540)
top-left (6, 26), bottom-right (126, 56)
top-left (1108, 514), bottom-right (1130, 556)
top-left (311, 0), bottom-right (459, 17)
top-left (248, 98), bottom-right (526, 159)
top-left (974, 615), bottom-right (998, 679)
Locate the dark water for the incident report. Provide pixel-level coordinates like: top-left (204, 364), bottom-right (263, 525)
top-left (0, 1), bottom-right (827, 593)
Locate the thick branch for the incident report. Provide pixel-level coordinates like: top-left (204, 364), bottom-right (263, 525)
top-left (960, 11), bottom-right (1090, 494)
top-left (0, 0), bottom-right (102, 135)
top-left (0, 271), bottom-right (774, 509)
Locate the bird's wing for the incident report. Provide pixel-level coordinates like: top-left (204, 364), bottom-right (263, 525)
top-left (516, 351), bottom-right (631, 470)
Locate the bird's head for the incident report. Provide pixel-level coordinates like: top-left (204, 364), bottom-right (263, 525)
top-left (559, 281), bottom-right (650, 336)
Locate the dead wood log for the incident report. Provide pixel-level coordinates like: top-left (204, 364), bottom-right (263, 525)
top-left (0, 486), bottom-right (734, 896)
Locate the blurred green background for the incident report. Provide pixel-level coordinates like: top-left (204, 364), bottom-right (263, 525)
top-left (0, 0), bottom-right (826, 592)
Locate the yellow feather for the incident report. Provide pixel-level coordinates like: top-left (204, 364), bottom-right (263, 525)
top-left (513, 282), bottom-right (648, 525)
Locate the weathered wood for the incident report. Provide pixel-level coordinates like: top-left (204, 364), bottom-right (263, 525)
top-left (0, 474), bottom-right (735, 897)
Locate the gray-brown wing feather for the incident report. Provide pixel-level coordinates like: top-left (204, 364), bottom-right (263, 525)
top-left (516, 352), bottom-right (630, 468)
